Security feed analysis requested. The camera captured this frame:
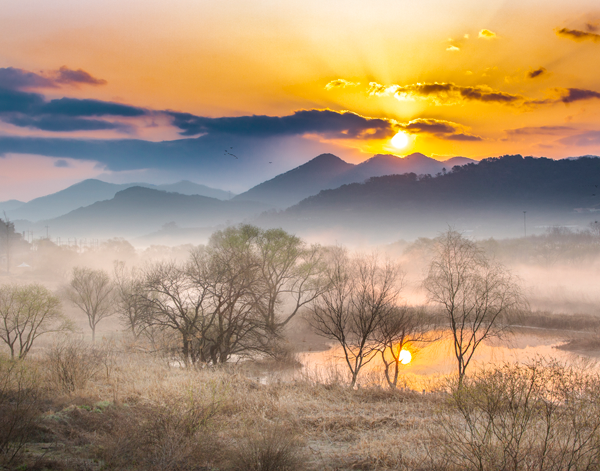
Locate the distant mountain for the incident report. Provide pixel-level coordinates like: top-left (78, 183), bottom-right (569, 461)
top-left (235, 152), bottom-right (476, 208)
top-left (234, 153), bottom-right (354, 208)
top-left (257, 155), bottom-right (600, 243)
top-left (8, 179), bottom-right (233, 222)
top-left (0, 199), bottom-right (25, 214)
top-left (23, 187), bottom-right (268, 239)
top-left (154, 181), bottom-right (232, 200)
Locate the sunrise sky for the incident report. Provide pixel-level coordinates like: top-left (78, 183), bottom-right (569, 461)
top-left (1, 0), bottom-right (600, 200)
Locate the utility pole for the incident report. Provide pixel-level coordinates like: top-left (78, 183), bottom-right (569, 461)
top-left (523, 211), bottom-right (527, 238)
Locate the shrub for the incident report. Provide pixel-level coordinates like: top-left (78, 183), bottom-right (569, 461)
top-left (45, 337), bottom-right (105, 394)
top-left (435, 359), bottom-right (600, 471)
top-left (229, 424), bottom-right (303, 471)
top-left (0, 356), bottom-right (43, 466)
top-left (99, 389), bottom-right (220, 470)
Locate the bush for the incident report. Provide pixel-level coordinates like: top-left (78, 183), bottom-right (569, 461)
top-left (99, 389), bottom-right (220, 470)
top-left (0, 356), bottom-right (43, 467)
top-left (435, 359), bottom-right (600, 471)
top-left (45, 337), bottom-right (105, 394)
top-left (229, 424), bottom-right (303, 471)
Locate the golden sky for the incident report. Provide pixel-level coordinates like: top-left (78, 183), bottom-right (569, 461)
top-left (1, 0), bottom-right (600, 199)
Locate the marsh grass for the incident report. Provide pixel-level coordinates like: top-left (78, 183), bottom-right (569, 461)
top-left (1, 341), bottom-right (599, 471)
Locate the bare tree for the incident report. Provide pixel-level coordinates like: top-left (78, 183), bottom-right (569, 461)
top-left (66, 267), bottom-right (115, 342)
top-left (308, 249), bottom-right (403, 387)
top-left (372, 306), bottom-right (436, 389)
top-left (113, 262), bottom-right (149, 340)
top-left (0, 283), bottom-right (70, 359)
top-left (137, 260), bottom-right (210, 366)
top-left (189, 228), bottom-right (262, 364)
top-left (423, 229), bottom-right (525, 383)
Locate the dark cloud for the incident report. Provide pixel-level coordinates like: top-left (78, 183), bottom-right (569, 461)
top-left (506, 126), bottom-right (575, 136)
top-left (0, 88), bottom-right (45, 113)
top-left (0, 67), bottom-right (56, 90)
top-left (556, 28), bottom-right (600, 42)
top-left (559, 131), bottom-right (600, 146)
top-left (402, 118), bottom-right (458, 134)
top-left (0, 89), bottom-right (147, 132)
top-left (4, 115), bottom-right (128, 132)
top-left (399, 118), bottom-right (482, 141)
top-left (587, 22), bottom-right (599, 33)
top-left (53, 66), bottom-right (107, 86)
top-left (369, 81), bottom-right (524, 105)
top-left (445, 133), bottom-right (483, 141)
top-left (0, 66), bottom-right (107, 91)
top-left (54, 159), bottom-right (70, 168)
top-left (558, 88), bottom-right (600, 103)
top-left (41, 97), bottom-right (146, 117)
top-left (528, 67), bottom-right (547, 79)
top-left (168, 109), bottom-right (395, 139)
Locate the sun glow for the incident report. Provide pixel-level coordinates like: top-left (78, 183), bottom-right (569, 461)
top-left (399, 349), bottom-right (412, 365)
top-left (391, 131), bottom-right (409, 149)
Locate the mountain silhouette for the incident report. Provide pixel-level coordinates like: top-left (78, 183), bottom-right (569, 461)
top-left (258, 155), bottom-right (600, 242)
top-left (24, 187), bottom-right (267, 239)
top-left (8, 179), bottom-right (233, 222)
top-left (235, 152), bottom-right (475, 208)
top-left (0, 200), bottom-right (25, 214)
top-left (234, 153), bottom-right (354, 208)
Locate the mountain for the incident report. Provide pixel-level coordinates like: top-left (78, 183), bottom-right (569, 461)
top-left (7, 179), bottom-right (233, 222)
top-left (334, 153), bottom-right (465, 186)
top-left (234, 153), bottom-right (354, 208)
top-left (235, 152), bottom-right (475, 208)
top-left (0, 199), bottom-right (25, 214)
top-left (23, 187), bottom-right (268, 239)
top-left (154, 181), bottom-right (232, 200)
top-left (257, 155), bottom-right (600, 243)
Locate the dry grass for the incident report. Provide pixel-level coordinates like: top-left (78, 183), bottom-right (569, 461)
top-left (2, 338), bottom-right (599, 470)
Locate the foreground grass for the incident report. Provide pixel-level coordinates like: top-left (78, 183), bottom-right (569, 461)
top-left (2, 341), bottom-right (600, 471)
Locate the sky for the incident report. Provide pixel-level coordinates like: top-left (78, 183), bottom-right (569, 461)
top-left (1, 0), bottom-right (600, 201)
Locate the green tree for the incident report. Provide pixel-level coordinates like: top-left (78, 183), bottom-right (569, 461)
top-left (0, 284), bottom-right (70, 359)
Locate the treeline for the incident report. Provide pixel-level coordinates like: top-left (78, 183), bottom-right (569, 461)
top-left (292, 155), bottom-right (600, 212)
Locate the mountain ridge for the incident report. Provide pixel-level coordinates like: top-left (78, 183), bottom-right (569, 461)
top-left (235, 152), bottom-right (476, 208)
top-left (7, 179), bottom-right (233, 222)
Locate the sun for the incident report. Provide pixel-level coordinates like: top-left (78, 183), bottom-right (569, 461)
top-left (391, 131), bottom-right (409, 149)
top-left (399, 349), bottom-right (412, 365)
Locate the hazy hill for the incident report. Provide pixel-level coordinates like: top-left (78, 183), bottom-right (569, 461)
top-left (0, 199), bottom-right (25, 214)
top-left (25, 187), bottom-right (268, 239)
top-left (235, 152), bottom-right (476, 208)
top-left (234, 153), bottom-right (354, 208)
top-left (155, 181), bottom-right (232, 200)
top-left (258, 155), bottom-right (600, 243)
top-left (8, 179), bottom-right (233, 222)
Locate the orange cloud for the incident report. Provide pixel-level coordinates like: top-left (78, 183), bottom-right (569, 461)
top-left (479, 29), bottom-right (497, 39)
top-left (324, 79), bottom-right (360, 90)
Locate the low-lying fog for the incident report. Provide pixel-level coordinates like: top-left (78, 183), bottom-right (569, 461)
top-left (2, 224), bottom-right (599, 387)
